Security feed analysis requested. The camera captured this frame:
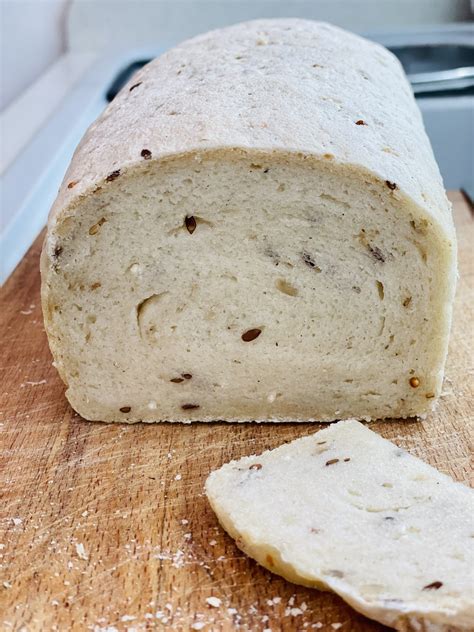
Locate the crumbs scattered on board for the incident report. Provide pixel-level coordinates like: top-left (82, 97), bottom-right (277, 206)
top-left (19, 304), bottom-right (35, 315)
top-left (20, 379), bottom-right (47, 388)
top-left (87, 593), bottom-right (334, 630)
top-left (2, 448), bottom-right (347, 632)
top-left (2, 509), bottom-right (342, 630)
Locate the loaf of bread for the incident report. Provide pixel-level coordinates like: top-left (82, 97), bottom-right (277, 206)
top-left (205, 420), bottom-right (474, 630)
top-left (41, 19), bottom-right (456, 423)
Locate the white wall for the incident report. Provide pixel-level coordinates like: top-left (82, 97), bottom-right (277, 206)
top-left (1, 0), bottom-right (69, 111)
top-left (67, 0), bottom-right (473, 52)
top-left (1, 0), bottom-right (472, 112)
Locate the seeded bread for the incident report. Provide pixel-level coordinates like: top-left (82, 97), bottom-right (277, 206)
top-left (205, 420), bottom-right (474, 630)
top-left (41, 19), bottom-right (456, 423)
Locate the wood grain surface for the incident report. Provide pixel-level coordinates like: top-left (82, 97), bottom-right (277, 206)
top-left (1, 192), bottom-right (472, 632)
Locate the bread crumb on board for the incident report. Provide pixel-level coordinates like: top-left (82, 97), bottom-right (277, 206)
top-left (205, 596), bottom-right (222, 608)
top-left (75, 542), bottom-right (88, 560)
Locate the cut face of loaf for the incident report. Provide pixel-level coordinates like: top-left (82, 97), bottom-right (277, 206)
top-left (43, 153), bottom-right (453, 422)
top-left (205, 420), bottom-right (474, 630)
top-left (41, 19), bottom-right (456, 423)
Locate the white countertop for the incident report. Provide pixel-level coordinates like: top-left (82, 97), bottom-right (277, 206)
top-left (1, 52), bottom-right (97, 176)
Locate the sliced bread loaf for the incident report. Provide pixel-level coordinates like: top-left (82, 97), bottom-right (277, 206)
top-left (205, 420), bottom-right (474, 630)
top-left (41, 19), bottom-right (456, 422)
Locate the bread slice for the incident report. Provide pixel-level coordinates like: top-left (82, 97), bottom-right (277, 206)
top-left (205, 420), bottom-right (474, 630)
top-left (41, 19), bottom-right (456, 423)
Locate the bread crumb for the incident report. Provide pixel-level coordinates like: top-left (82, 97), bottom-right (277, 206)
top-left (205, 596), bottom-right (221, 608)
top-left (175, 474), bottom-right (182, 481)
top-left (11, 518), bottom-right (22, 526)
top-left (209, 539), bottom-right (217, 546)
top-left (191, 623), bottom-right (206, 630)
top-left (332, 624), bottom-right (343, 630)
top-left (155, 612), bottom-right (168, 623)
top-left (75, 542), bottom-right (88, 560)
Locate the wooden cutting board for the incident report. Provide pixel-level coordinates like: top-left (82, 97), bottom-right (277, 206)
top-left (1, 191), bottom-right (472, 632)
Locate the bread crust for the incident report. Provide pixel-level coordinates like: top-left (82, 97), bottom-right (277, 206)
top-left (45, 19), bottom-right (454, 240)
